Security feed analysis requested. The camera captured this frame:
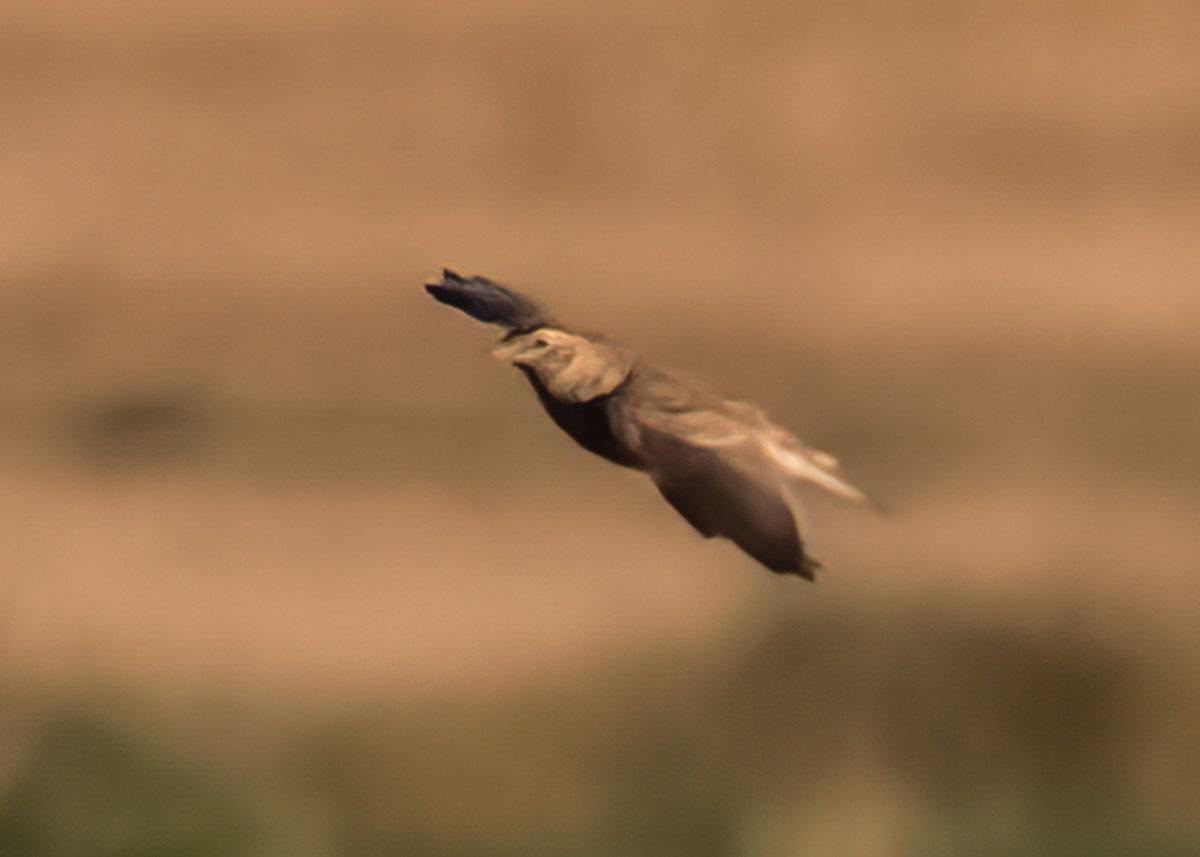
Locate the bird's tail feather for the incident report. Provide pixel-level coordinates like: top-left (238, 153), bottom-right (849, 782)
top-left (764, 440), bottom-right (880, 510)
top-left (425, 268), bottom-right (550, 332)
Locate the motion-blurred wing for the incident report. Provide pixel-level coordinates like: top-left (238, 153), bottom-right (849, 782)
top-left (638, 427), bottom-right (820, 579)
top-left (681, 392), bottom-right (875, 508)
top-left (759, 433), bottom-right (875, 508)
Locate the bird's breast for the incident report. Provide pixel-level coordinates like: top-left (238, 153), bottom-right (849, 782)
top-left (522, 371), bottom-right (643, 469)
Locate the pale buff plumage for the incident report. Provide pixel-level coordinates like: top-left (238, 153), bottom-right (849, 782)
top-left (426, 269), bottom-right (873, 579)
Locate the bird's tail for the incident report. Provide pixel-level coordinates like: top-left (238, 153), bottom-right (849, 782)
top-left (425, 268), bottom-right (551, 332)
top-left (764, 438), bottom-right (882, 511)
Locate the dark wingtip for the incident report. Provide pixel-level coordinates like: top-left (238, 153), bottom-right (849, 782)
top-left (423, 268), bottom-right (465, 304)
top-left (773, 554), bottom-right (821, 581)
top-left (424, 268), bottom-right (466, 299)
top-left (423, 268), bottom-right (549, 331)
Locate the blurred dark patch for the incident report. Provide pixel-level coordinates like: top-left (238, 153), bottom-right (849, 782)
top-left (68, 391), bottom-right (212, 469)
top-left (0, 713), bottom-right (261, 857)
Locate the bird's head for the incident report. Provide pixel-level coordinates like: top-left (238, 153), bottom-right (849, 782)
top-left (491, 327), bottom-right (576, 369)
top-left (492, 328), bottom-right (633, 403)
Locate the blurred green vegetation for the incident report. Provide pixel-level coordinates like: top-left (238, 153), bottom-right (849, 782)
top-left (3, 608), bottom-right (1198, 857)
top-left (0, 715), bottom-right (260, 857)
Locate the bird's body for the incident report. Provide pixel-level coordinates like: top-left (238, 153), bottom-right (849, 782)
top-left (426, 269), bottom-right (872, 579)
top-left (522, 368), bottom-right (643, 468)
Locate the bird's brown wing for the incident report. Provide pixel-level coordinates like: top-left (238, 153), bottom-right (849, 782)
top-left (635, 374), bottom-right (875, 508)
top-left (635, 425), bottom-right (820, 579)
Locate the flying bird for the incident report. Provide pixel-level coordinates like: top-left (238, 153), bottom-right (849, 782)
top-left (425, 268), bottom-right (873, 579)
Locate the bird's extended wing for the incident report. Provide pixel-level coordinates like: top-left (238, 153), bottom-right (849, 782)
top-left (627, 372), bottom-right (874, 508)
top-left (631, 417), bottom-right (821, 580)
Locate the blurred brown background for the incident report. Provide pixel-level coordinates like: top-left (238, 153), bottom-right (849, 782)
top-left (1, 1), bottom-right (1198, 855)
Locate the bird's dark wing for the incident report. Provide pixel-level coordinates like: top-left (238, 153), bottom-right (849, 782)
top-left (629, 369), bottom-right (874, 508)
top-left (424, 268), bottom-right (550, 331)
top-left (635, 425), bottom-right (820, 579)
